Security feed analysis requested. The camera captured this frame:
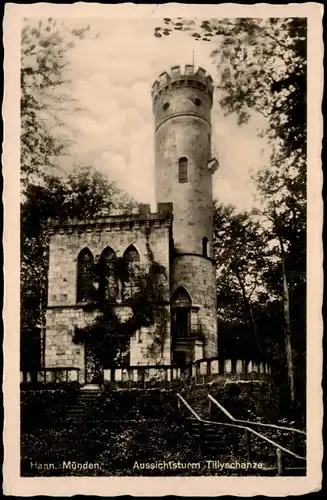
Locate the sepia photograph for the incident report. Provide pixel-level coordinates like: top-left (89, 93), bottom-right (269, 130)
top-left (3, 2), bottom-right (323, 496)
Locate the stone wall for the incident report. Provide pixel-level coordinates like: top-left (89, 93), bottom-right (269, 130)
top-left (45, 213), bottom-right (172, 377)
top-left (152, 66), bottom-right (218, 359)
top-left (154, 114), bottom-right (213, 256)
top-left (45, 305), bottom-right (171, 383)
top-left (47, 221), bottom-right (171, 307)
top-left (45, 307), bottom-right (95, 382)
top-left (129, 305), bottom-right (171, 365)
top-left (179, 378), bottom-right (279, 422)
top-left (153, 67), bottom-right (214, 257)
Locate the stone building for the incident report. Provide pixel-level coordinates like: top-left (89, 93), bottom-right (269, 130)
top-left (45, 64), bottom-right (219, 384)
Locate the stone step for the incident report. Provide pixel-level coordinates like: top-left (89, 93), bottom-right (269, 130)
top-left (76, 394), bottom-right (101, 399)
top-left (71, 398), bottom-right (101, 406)
top-left (71, 401), bottom-right (100, 407)
top-left (68, 401), bottom-right (99, 408)
top-left (65, 392), bottom-right (103, 422)
top-left (67, 405), bottom-right (98, 412)
top-left (81, 384), bottom-right (101, 391)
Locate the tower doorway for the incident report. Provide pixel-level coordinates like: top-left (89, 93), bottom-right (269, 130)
top-left (173, 307), bottom-right (191, 339)
top-left (171, 287), bottom-right (192, 339)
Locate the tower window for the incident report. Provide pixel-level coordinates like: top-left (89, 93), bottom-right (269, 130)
top-left (178, 157), bottom-right (188, 183)
top-left (163, 102), bottom-right (170, 111)
top-left (194, 98), bottom-right (201, 107)
top-left (202, 237), bottom-right (208, 257)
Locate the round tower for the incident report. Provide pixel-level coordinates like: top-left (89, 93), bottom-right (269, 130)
top-left (152, 64), bottom-right (219, 360)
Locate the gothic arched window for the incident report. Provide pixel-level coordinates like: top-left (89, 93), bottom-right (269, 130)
top-left (98, 246), bottom-right (117, 302)
top-left (77, 248), bottom-right (94, 303)
top-left (178, 157), bottom-right (188, 183)
top-left (122, 245), bottom-right (140, 301)
top-left (171, 287), bottom-right (192, 339)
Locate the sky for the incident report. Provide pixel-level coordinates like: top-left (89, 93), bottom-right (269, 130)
top-left (57, 18), bottom-right (271, 212)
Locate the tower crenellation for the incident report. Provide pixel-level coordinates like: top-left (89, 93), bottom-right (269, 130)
top-left (151, 65), bottom-right (214, 104)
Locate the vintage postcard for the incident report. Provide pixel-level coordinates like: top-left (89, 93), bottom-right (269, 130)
top-left (3, 2), bottom-right (323, 496)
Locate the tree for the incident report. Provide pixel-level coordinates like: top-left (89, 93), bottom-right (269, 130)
top-left (154, 18), bottom-right (306, 157)
top-left (253, 173), bottom-right (306, 407)
top-left (21, 18), bottom-right (93, 191)
top-left (21, 166), bottom-right (137, 370)
top-left (213, 202), bottom-right (269, 359)
top-left (20, 19), bottom-right (140, 369)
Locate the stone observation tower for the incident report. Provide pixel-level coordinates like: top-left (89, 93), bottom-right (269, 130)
top-left (26, 62), bottom-right (271, 388)
top-left (152, 65), bottom-right (219, 360)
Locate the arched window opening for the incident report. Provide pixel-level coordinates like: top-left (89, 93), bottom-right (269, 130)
top-left (194, 98), bottom-right (201, 107)
top-left (122, 245), bottom-right (140, 301)
top-left (202, 237), bottom-right (208, 257)
top-left (98, 246), bottom-right (117, 302)
top-left (171, 287), bottom-right (192, 339)
top-left (163, 102), bottom-right (170, 111)
top-left (178, 157), bottom-right (188, 183)
top-left (77, 248), bottom-right (94, 303)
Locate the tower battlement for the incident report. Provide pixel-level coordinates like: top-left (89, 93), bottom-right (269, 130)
top-left (151, 65), bottom-right (213, 103)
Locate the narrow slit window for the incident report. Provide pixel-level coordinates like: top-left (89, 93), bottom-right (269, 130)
top-left (202, 237), bottom-right (208, 257)
top-left (178, 157), bottom-right (188, 183)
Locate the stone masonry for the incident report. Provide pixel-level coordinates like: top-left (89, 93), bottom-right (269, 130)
top-left (45, 205), bottom-right (172, 383)
top-left (45, 64), bottom-right (219, 383)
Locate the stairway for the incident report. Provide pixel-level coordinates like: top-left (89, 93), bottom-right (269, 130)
top-left (185, 417), bottom-right (232, 456)
top-left (183, 416), bottom-right (306, 476)
top-left (65, 388), bottom-right (102, 424)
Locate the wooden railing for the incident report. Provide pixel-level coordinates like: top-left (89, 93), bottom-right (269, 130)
top-left (176, 393), bottom-right (306, 475)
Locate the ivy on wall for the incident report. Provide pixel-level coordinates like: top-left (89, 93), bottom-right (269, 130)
top-left (73, 238), bottom-right (170, 366)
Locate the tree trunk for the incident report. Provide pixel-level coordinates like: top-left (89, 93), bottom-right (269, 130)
top-left (234, 270), bottom-right (260, 352)
top-left (278, 236), bottom-right (295, 405)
